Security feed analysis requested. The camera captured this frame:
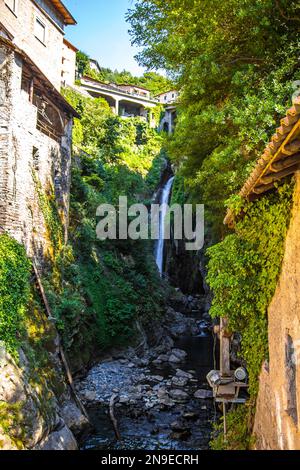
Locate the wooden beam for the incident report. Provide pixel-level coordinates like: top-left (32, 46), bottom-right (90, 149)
top-left (269, 153), bottom-right (300, 172)
top-left (259, 164), bottom-right (299, 185)
top-left (282, 139), bottom-right (300, 156)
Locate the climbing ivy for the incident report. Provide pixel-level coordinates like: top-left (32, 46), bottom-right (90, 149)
top-left (0, 235), bottom-right (31, 356)
top-left (206, 181), bottom-right (294, 448)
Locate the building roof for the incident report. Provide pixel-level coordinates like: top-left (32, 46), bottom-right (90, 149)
top-left (0, 36), bottom-right (79, 118)
top-left (49, 0), bottom-right (77, 25)
top-left (118, 84), bottom-right (151, 92)
top-left (63, 38), bottom-right (78, 52)
top-left (224, 96), bottom-right (300, 227)
top-left (155, 89), bottom-right (178, 97)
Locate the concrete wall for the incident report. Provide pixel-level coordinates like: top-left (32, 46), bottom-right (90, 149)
top-left (0, 42), bottom-right (72, 259)
top-left (0, 0), bottom-right (65, 89)
top-left (159, 107), bottom-right (177, 134)
top-left (157, 90), bottom-right (178, 104)
top-left (118, 84), bottom-right (151, 99)
top-left (62, 40), bottom-right (76, 87)
top-left (253, 171), bottom-right (300, 449)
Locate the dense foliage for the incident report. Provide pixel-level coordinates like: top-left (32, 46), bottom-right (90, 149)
top-left (128, 0), bottom-right (300, 238)
top-left (127, 0), bottom-right (300, 448)
top-left (0, 235), bottom-right (31, 355)
top-left (207, 183), bottom-right (294, 396)
top-left (44, 89), bottom-right (167, 368)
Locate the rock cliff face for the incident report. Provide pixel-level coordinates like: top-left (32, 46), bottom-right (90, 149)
top-left (253, 172), bottom-right (300, 449)
top-left (0, 343), bottom-right (88, 450)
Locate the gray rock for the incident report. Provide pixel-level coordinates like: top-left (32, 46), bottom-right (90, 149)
top-left (60, 400), bottom-right (90, 435)
top-left (169, 349), bottom-right (187, 363)
top-left (153, 354), bottom-right (170, 364)
top-left (81, 390), bottom-right (97, 402)
top-left (119, 395), bottom-right (130, 404)
top-left (194, 389), bottom-right (213, 399)
top-left (168, 389), bottom-right (189, 403)
top-left (168, 354), bottom-right (183, 364)
top-left (35, 425), bottom-right (78, 450)
top-left (171, 376), bottom-right (188, 388)
top-left (148, 375), bottom-right (164, 384)
top-left (176, 369), bottom-right (194, 380)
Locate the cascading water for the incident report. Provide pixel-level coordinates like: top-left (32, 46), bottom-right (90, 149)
top-left (155, 176), bottom-right (175, 276)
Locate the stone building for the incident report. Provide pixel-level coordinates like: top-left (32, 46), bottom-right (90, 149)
top-left (156, 89), bottom-right (179, 105)
top-left (62, 37), bottom-right (78, 86)
top-left (157, 90), bottom-right (179, 134)
top-left (80, 75), bottom-right (158, 126)
top-left (225, 96), bottom-right (300, 449)
top-left (0, 0), bottom-right (78, 259)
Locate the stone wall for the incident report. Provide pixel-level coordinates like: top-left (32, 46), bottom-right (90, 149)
top-left (0, 42), bottom-right (72, 259)
top-left (253, 172), bottom-right (300, 449)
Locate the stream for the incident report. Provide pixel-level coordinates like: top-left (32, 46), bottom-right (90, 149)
top-left (77, 177), bottom-right (217, 451)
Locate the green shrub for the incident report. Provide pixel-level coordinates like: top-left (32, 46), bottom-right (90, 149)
top-left (0, 235), bottom-right (31, 355)
top-left (207, 182), bottom-right (294, 447)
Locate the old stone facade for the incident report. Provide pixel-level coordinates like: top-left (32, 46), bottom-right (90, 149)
top-left (0, 38), bottom-right (76, 259)
top-left (253, 171), bottom-right (300, 449)
top-left (0, 0), bottom-right (78, 260)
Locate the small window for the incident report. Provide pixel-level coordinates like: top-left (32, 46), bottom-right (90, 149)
top-left (35, 17), bottom-right (46, 45)
top-left (5, 0), bottom-right (18, 15)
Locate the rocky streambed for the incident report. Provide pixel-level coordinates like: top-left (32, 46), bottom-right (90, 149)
top-left (76, 294), bottom-right (218, 451)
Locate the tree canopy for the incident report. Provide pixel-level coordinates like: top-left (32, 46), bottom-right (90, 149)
top-left (127, 0), bottom-right (300, 237)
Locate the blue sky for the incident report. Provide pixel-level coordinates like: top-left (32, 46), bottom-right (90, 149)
top-left (63, 0), bottom-right (145, 76)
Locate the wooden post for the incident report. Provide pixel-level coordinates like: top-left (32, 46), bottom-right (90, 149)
top-left (220, 317), bottom-right (231, 377)
top-left (29, 77), bottom-right (34, 103)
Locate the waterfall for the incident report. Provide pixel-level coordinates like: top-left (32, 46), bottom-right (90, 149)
top-left (155, 176), bottom-right (175, 276)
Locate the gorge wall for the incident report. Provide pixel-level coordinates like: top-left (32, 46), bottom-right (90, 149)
top-left (253, 171), bottom-right (300, 450)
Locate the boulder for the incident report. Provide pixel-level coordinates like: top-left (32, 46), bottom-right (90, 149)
top-left (169, 349), bottom-right (187, 363)
top-left (176, 369), bottom-right (194, 380)
top-left (168, 389), bottom-right (189, 403)
top-left (171, 376), bottom-right (188, 388)
top-left (194, 389), bottom-right (213, 399)
top-left (35, 425), bottom-right (78, 450)
top-left (60, 400), bottom-right (90, 436)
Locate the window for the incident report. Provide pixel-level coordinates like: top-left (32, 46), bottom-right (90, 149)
top-left (35, 17), bottom-right (46, 45)
top-left (5, 0), bottom-right (18, 15)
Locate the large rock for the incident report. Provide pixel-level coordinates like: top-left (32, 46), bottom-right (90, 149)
top-left (0, 344), bottom-right (78, 450)
top-left (60, 399), bottom-right (90, 436)
top-left (176, 369), bottom-right (194, 380)
top-left (194, 389), bottom-right (213, 399)
top-left (35, 425), bottom-right (78, 450)
top-left (168, 389), bottom-right (189, 403)
top-left (171, 376), bottom-right (188, 388)
top-left (169, 349), bottom-right (187, 363)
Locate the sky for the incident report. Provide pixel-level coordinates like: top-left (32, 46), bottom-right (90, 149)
top-left (63, 0), bottom-right (145, 76)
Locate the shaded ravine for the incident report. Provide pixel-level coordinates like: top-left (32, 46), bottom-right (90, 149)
top-left (78, 177), bottom-right (216, 451)
top-left (78, 298), bottom-right (216, 450)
